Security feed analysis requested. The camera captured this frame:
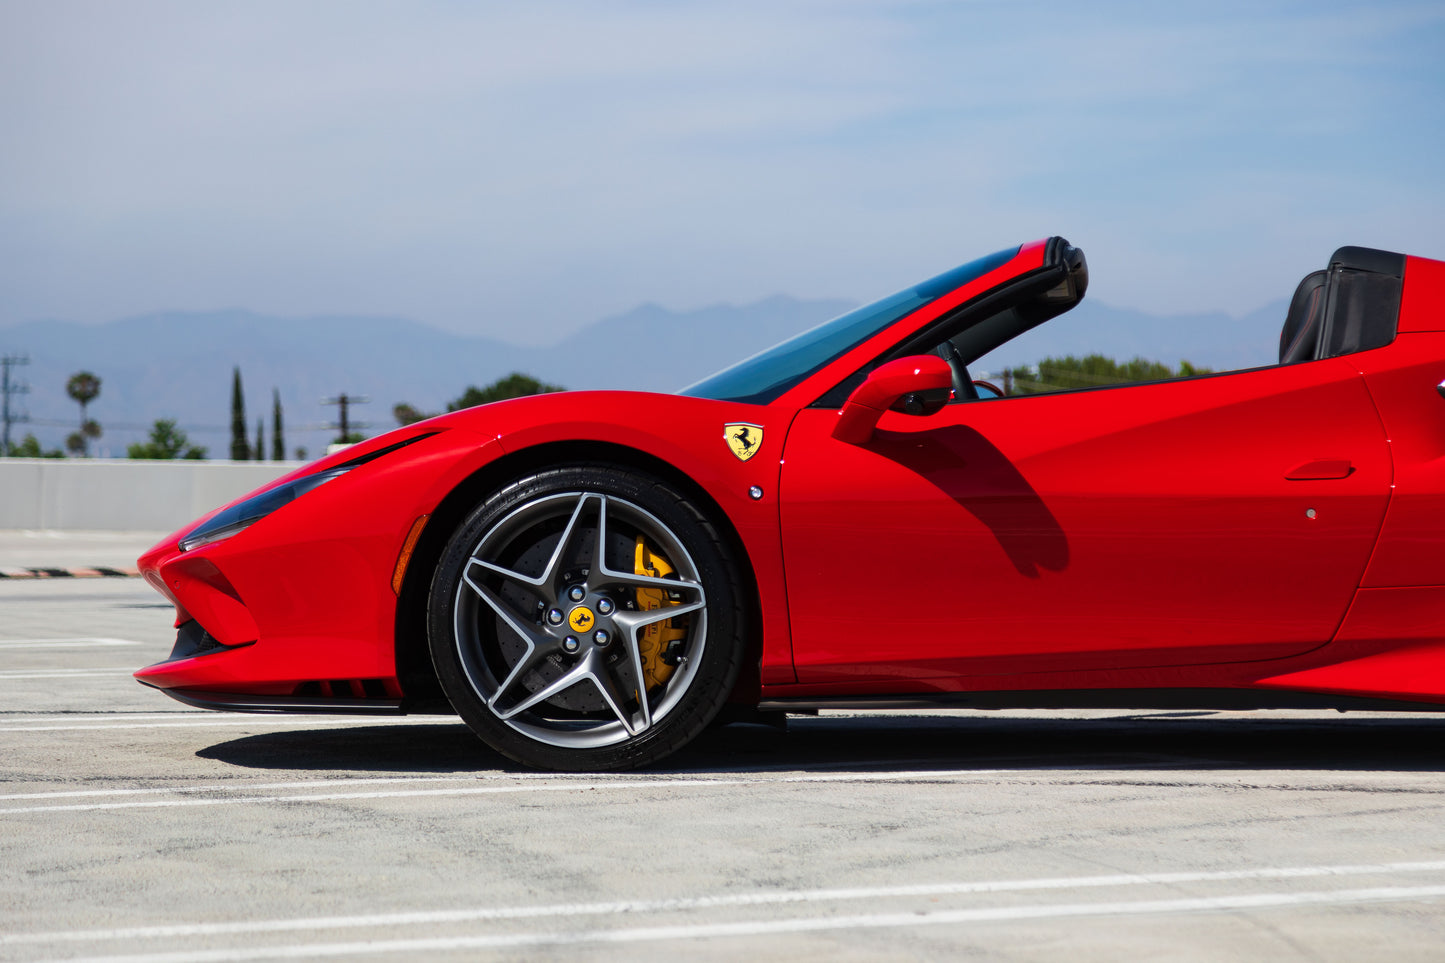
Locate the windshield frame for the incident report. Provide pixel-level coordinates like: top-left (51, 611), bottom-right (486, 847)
top-left (680, 246), bottom-right (1023, 406)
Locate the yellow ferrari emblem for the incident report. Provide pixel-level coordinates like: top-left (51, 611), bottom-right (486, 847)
top-left (568, 606), bottom-right (596, 632)
top-left (725, 423), bottom-right (764, 462)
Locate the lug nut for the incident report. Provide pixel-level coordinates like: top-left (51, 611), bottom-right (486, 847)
top-left (592, 629), bottom-right (610, 646)
top-left (567, 585), bottom-right (586, 602)
top-left (596, 598), bottom-right (614, 615)
top-left (546, 608), bottom-right (564, 625)
top-left (562, 636), bottom-right (580, 653)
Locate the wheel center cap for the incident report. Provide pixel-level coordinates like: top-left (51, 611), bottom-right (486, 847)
top-left (567, 606), bottom-right (596, 632)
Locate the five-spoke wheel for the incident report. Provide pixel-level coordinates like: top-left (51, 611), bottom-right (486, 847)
top-left (428, 466), bottom-right (743, 770)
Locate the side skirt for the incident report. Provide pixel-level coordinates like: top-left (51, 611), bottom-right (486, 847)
top-left (758, 688), bottom-right (1445, 713)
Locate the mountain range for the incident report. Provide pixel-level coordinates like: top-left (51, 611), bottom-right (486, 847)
top-left (0, 294), bottom-right (1286, 457)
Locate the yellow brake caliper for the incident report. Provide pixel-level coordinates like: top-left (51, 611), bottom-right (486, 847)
top-left (634, 536), bottom-right (687, 690)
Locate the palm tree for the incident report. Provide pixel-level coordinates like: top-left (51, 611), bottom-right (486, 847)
top-left (65, 371), bottom-right (101, 456)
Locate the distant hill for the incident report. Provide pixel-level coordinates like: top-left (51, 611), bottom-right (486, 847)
top-left (0, 293), bottom-right (1286, 456)
top-left (0, 297), bottom-right (852, 455)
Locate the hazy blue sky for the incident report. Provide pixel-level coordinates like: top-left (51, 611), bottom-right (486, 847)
top-left (3, 0), bottom-right (1442, 343)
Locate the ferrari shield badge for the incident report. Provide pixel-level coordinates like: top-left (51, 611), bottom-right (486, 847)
top-left (724, 423), bottom-right (763, 462)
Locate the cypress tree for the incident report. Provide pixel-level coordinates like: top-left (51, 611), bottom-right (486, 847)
top-left (254, 417), bottom-right (264, 462)
top-left (272, 389), bottom-right (285, 461)
top-left (229, 368), bottom-right (248, 460)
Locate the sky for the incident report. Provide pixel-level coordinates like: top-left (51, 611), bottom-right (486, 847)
top-left (2, 0), bottom-right (1443, 344)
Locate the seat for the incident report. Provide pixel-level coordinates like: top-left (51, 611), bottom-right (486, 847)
top-left (1279, 270), bottom-right (1327, 364)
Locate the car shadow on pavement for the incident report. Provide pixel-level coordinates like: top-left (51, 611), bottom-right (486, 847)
top-left (195, 723), bottom-right (511, 772)
top-left (195, 712), bottom-right (1445, 775)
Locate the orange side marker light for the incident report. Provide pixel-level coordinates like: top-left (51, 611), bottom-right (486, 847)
top-left (391, 514), bottom-right (431, 596)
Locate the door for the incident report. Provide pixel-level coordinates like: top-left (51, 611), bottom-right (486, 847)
top-left (778, 356), bottom-right (1390, 683)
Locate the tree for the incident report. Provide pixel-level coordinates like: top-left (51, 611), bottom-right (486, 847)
top-left (13, 433), bottom-right (64, 458)
top-left (393, 402), bottom-right (429, 426)
top-left (1004, 355), bottom-right (1212, 395)
top-left (128, 419), bottom-right (207, 460)
top-left (445, 373), bottom-right (564, 412)
top-left (230, 367), bottom-right (249, 460)
top-left (272, 390), bottom-right (285, 461)
top-left (65, 371), bottom-right (101, 456)
top-left (393, 373), bottom-right (564, 428)
top-left (254, 417), bottom-right (264, 463)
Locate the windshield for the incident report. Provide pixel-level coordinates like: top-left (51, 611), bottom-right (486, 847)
top-left (680, 246), bottom-right (1019, 405)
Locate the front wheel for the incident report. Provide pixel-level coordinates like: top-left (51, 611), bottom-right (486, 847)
top-left (427, 465), bottom-right (746, 770)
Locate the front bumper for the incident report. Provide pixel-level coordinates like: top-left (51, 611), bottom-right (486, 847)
top-left (132, 428), bottom-right (505, 710)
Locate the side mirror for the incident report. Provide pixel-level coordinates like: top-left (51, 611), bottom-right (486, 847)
top-left (832, 355), bottom-right (952, 445)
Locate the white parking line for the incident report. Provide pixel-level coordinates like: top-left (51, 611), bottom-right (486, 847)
top-left (0, 779), bottom-right (753, 813)
top-left (1, 713), bottom-right (248, 723)
top-left (0, 771), bottom-right (1044, 814)
top-left (0, 775), bottom-right (490, 801)
top-left (1, 712), bottom-right (447, 724)
top-left (0, 668), bottom-right (137, 680)
top-left (6, 860), bottom-right (1445, 946)
top-left (0, 768), bottom-right (1027, 805)
top-left (0, 637), bottom-right (142, 648)
top-left (31, 885), bottom-right (1445, 962)
top-left (0, 763), bottom-right (1414, 814)
top-left (0, 716), bottom-right (456, 732)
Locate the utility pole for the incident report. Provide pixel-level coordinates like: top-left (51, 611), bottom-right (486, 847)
top-left (322, 393), bottom-right (370, 444)
top-left (1, 354), bottom-right (31, 457)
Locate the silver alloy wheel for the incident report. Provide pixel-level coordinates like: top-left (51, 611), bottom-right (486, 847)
top-left (452, 491), bottom-right (708, 749)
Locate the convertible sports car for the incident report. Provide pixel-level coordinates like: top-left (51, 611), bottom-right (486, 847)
top-left (137, 237), bottom-right (1445, 770)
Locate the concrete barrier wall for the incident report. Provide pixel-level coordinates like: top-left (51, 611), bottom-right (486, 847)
top-left (0, 458), bottom-right (304, 532)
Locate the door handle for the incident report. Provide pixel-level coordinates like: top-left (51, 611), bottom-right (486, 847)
top-left (1285, 459), bottom-right (1353, 480)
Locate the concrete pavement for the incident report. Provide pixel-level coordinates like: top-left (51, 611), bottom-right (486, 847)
top-left (4, 577), bottom-right (1445, 961)
top-left (0, 529), bottom-right (164, 576)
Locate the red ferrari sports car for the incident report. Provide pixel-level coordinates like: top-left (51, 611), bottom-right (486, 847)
top-left (137, 237), bottom-right (1445, 770)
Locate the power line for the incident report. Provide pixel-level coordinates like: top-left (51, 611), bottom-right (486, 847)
top-left (23, 418), bottom-right (344, 434)
top-left (1, 354), bottom-right (31, 457)
top-left (16, 387), bottom-right (380, 450)
top-left (321, 393), bottom-right (370, 440)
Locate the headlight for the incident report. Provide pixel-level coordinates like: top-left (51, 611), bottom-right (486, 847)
top-left (178, 467), bottom-right (350, 552)
top-left (176, 430), bottom-right (441, 553)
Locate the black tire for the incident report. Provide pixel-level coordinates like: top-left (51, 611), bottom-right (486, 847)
top-left (427, 464), bottom-right (745, 771)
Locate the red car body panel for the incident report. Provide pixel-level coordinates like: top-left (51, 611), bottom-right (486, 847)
top-left (137, 428), bottom-right (503, 693)
top-left (778, 355), bottom-right (1390, 683)
top-left (136, 239), bottom-right (1445, 719)
top-left (1354, 338), bottom-right (1445, 588)
top-left (473, 391), bottom-right (801, 684)
top-left (138, 395), bottom-right (804, 694)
